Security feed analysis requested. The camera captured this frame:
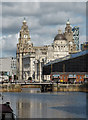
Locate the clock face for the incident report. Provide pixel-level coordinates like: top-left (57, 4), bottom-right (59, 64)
top-left (24, 35), bottom-right (27, 38)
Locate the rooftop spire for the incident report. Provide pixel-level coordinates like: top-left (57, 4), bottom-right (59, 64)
top-left (23, 17), bottom-right (27, 23)
top-left (66, 19), bottom-right (70, 25)
top-left (24, 17), bottom-right (26, 20)
top-left (58, 29), bottom-right (62, 34)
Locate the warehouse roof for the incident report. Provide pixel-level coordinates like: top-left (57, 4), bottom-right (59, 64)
top-left (44, 50), bottom-right (88, 66)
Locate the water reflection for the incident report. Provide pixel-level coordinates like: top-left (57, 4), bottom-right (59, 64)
top-left (17, 98), bottom-right (48, 118)
top-left (22, 88), bottom-right (40, 93)
top-left (2, 88), bottom-right (87, 118)
top-left (0, 93), bottom-right (2, 104)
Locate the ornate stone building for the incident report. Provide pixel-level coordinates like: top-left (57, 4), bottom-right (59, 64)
top-left (64, 20), bottom-right (76, 53)
top-left (16, 19), bottom-right (76, 82)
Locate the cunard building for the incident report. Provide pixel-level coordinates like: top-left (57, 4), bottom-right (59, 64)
top-left (16, 19), bottom-right (76, 82)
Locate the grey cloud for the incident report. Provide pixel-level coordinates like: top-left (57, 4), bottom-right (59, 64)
top-left (2, 2), bottom-right (86, 34)
top-left (2, 2), bottom-right (40, 17)
top-left (31, 34), bottom-right (53, 46)
top-left (3, 2), bottom-right (15, 7)
top-left (1, 34), bottom-right (17, 57)
top-left (39, 11), bottom-right (71, 25)
top-left (2, 17), bottom-right (22, 34)
top-left (40, 2), bottom-right (86, 15)
top-left (1, 2), bottom-right (86, 57)
top-left (79, 35), bottom-right (86, 45)
top-left (2, 49), bottom-right (16, 57)
top-left (27, 17), bottom-right (41, 30)
top-left (2, 2), bottom-right (86, 18)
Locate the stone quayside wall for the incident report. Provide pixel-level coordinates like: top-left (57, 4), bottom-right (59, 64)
top-left (53, 84), bottom-right (88, 92)
top-left (0, 83), bottom-right (88, 92)
top-left (0, 84), bottom-right (21, 92)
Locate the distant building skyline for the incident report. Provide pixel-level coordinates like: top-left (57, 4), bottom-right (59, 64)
top-left (16, 19), bottom-right (77, 81)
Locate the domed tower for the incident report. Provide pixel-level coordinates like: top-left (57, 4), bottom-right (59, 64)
top-left (64, 20), bottom-right (76, 53)
top-left (19, 18), bottom-right (31, 44)
top-left (17, 18), bottom-right (32, 54)
top-left (16, 18), bottom-right (32, 81)
top-left (53, 29), bottom-right (69, 58)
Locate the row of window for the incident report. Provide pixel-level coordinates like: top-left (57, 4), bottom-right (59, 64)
top-left (54, 46), bottom-right (67, 51)
top-left (55, 46), bottom-right (66, 48)
top-left (60, 76), bottom-right (83, 79)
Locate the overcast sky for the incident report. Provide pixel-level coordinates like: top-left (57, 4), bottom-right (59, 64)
top-left (0, 1), bottom-right (87, 57)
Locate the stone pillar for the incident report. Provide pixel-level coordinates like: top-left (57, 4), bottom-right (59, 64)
top-left (16, 53), bottom-right (19, 80)
top-left (19, 53), bottom-right (22, 82)
top-left (35, 60), bottom-right (38, 81)
top-left (39, 59), bottom-right (42, 83)
top-left (30, 57), bottom-right (33, 78)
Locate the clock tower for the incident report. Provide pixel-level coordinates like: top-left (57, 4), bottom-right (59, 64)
top-left (19, 18), bottom-right (30, 44)
top-left (16, 18), bottom-right (32, 81)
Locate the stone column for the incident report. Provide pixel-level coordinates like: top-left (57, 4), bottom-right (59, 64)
top-left (16, 53), bottom-right (19, 80)
top-left (30, 57), bottom-right (33, 78)
top-left (39, 59), bottom-right (42, 83)
top-left (19, 53), bottom-right (22, 82)
top-left (35, 60), bottom-right (38, 81)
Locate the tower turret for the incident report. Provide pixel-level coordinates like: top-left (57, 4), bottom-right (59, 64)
top-left (19, 18), bottom-right (31, 44)
top-left (64, 20), bottom-right (76, 53)
top-left (16, 18), bottom-right (32, 81)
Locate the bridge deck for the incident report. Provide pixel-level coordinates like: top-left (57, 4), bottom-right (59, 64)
top-left (16, 82), bottom-right (53, 85)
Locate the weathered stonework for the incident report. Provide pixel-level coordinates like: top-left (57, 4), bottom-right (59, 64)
top-left (16, 19), bottom-right (77, 82)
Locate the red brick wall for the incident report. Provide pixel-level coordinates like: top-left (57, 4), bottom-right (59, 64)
top-left (60, 75), bottom-right (68, 82)
top-left (76, 75), bottom-right (85, 82)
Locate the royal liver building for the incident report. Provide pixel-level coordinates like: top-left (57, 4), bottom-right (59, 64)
top-left (16, 19), bottom-right (76, 82)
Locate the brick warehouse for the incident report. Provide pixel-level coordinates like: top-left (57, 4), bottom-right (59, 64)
top-left (43, 50), bottom-right (88, 83)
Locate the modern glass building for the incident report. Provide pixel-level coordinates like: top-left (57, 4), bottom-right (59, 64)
top-left (72, 26), bottom-right (79, 51)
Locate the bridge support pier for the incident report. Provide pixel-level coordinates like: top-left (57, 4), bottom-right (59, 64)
top-left (40, 84), bottom-right (53, 92)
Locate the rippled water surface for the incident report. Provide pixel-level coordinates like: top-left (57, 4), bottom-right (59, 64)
top-left (1, 88), bottom-right (88, 118)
